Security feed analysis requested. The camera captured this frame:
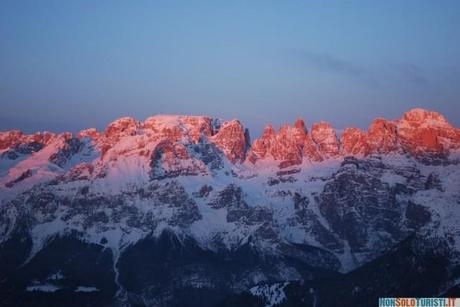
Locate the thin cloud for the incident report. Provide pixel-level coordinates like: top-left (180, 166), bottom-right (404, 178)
top-left (288, 49), bottom-right (365, 77)
top-left (296, 50), bottom-right (365, 76)
top-left (392, 63), bottom-right (429, 86)
top-left (286, 49), bottom-right (430, 88)
top-left (286, 49), bottom-right (380, 87)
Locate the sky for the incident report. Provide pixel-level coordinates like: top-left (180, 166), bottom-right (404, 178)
top-left (1, 0), bottom-right (460, 137)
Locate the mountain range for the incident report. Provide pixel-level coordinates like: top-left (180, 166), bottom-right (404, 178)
top-left (1, 108), bottom-right (460, 307)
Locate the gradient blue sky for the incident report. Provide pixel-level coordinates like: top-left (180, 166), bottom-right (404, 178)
top-left (1, 0), bottom-right (459, 137)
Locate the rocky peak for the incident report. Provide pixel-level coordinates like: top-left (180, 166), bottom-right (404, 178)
top-left (209, 119), bottom-right (249, 163)
top-left (180, 116), bottom-right (215, 142)
top-left (247, 119), bottom-right (308, 167)
top-left (262, 124), bottom-right (275, 139)
top-left (142, 115), bottom-right (214, 143)
top-left (291, 119), bottom-right (308, 144)
top-left (27, 131), bottom-right (60, 145)
top-left (0, 130), bottom-right (60, 152)
top-left (0, 130), bottom-right (24, 150)
top-left (366, 118), bottom-right (399, 154)
top-left (246, 125), bottom-right (273, 163)
top-left (248, 119), bottom-right (344, 166)
top-left (104, 117), bottom-right (139, 139)
top-left (77, 128), bottom-right (99, 139)
top-left (276, 123), bottom-right (306, 167)
top-left (294, 118), bottom-right (306, 131)
top-left (401, 108), bottom-right (449, 127)
top-left (397, 109), bottom-right (460, 154)
top-left (311, 121), bottom-right (340, 158)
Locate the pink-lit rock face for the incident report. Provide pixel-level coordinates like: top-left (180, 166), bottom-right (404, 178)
top-left (0, 130), bottom-right (61, 151)
top-left (302, 134), bottom-right (323, 162)
top-left (272, 125), bottom-right (303, 160)
top-left (209, 119), bottom-right (249, 163)
top-left (1, 109), bottom-right (460, 177)
top-left (366, 118), bottom-right (399, 154)
top-left (247, 124), bottom-right (275, 162)
top-left (93, 115), bottom-right (249, 164)
top-left (396, 108), bottom-right (460, 154)
top-left (247, 119), bottom-right (307, 167)
top-left (142, 115), bottom-right (215, 143)
top-left (179, 116), bottom-right (215, 143)
top-left (401, 108), bottom-right (449, 125)
top-left (311, 122), bottom-right (340, 158)
top-left (150, 140), bottom-right (207, 179)
top-left (104, 117), bottom-right (139, 139)
top-left (341, 128), bottom-right (368, 156)
top-left (100, 118), bottom-right (139, 157)
top-left (77, 128), bottom-right (99, 139)
top-left (248, 108), bottom-right (460, 166)
top-left (0, 130), bottom-right (24, 150)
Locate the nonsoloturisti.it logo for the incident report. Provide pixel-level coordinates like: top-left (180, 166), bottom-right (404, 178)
top-left (379, 298), bottom-right (458, 307)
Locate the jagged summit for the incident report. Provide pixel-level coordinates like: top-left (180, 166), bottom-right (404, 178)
top-left (401, 108), bottom-right (449, 126)
top-left (248, 108), bottom-right (460, 167)
top-left (1, 108), bottom-right (459, 172)
top-left (294, 118), bottom-right (306, 131)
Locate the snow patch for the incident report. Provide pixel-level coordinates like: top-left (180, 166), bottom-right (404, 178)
top-left (75, 286), bottom-right (99, 292)
top-left (27, 283), bottom-right (62, 292)
top-left (250, 282), bottom-right (289, 307)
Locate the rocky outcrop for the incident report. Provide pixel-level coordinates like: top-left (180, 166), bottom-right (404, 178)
top-left (366, 118), bottom-right (399, 154)
top-left (311, 121), bottom-right (340, 158)
top-left (319, 158), bottom-right (412, 254)
top-left (0, 131), bottom-right (58, 154)
top-left (302, 133), bottom-right (323, 162)
top-left (142, 115), bottom-right (215, 143)
top-left (0, 130), bottom-right (24, 150)
top-left (49, 138), bottom-right (84, 167)
top-left (247, 124), bottom-right (275, 163)
top-left (5, 169), bottom-right (33, 188)
top-left (247, 119), bottom-right (321, 167)
top-left (341, 127), bottom-right (368, 156)
top-left (77, 128), bottom-right (99, 139)
top-left (209, 119), bottom-right (249, 163)
top-left (104, 117), bottom-right (139, 139)
top-left (150, 141), bottom-right (206, 180)
top-left (96, 115), bottom-right (250, 166)
top-left (397, 108), bottom-right (460, 155)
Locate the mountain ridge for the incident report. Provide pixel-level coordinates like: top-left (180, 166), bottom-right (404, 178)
top-left (1, 107), bottom-right (460, 306)
top-left (2, 108), bottom-right (460, 166)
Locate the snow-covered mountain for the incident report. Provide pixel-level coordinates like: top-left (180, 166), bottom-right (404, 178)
top-left (1, 108), bottom-right (460, 306)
